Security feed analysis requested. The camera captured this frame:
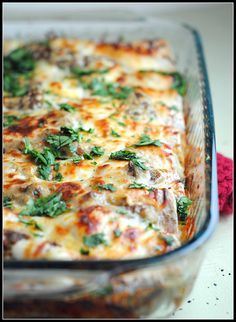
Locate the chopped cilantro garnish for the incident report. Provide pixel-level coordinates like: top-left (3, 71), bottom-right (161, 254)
top-left (117, 121), bottom-right (126, 127)
top-left (83, 233), bottom-right (108, 248)
top-left (177, 196), bottom-right (192, 222)
top-left (147, 222), bottom-right (159, 231)
top-left (78, 126), bottom-right (94, 134)
top-left (60, 126), bottom-right (82, 142)
top-left (19, 218), bottom-right (43, 231)
top-left (116, 207), bottom-right (128, 215)
top-left (84, 146), bottom-right (104, 160)
top-left (90, 146), bottom-right (104, 157)
top-left (4, 47), bottom-right (35, 97)
top-left (109, 150), bottom-right (136, 160)
top-left (131, 158), bottom-right (148, 171)
top-left (89, 79), bottom-right (133, 100)
top-left (160, 235), bottom-right (175, 246)
top-left (19, 193), bottom-right (68, 218)
top-left (111, 129), bottom-right (121, 137)
top-left (109, 150), bottom-right (148, 171)
top-left (54, 172), bottom-right (63, 182)
top-left (4, 196), bottom-right (13, 208)
top-left (46, 135), bottom-right (74, 150)
top-left (133, 134), bottom-right (162, 147)
top-left (38, 164), bottom-right (52, 180)
top-left (72, 155), bottom-right (83, 164)
top-left (97, 183), bottom-right (117, 192)
top-left (169, 105), bottom-right (179, 112)
top-left (23, 139), bottom-right (55, 180)
top-left (128, 182), bottom-right (146, 189)
top-left (83, 152), bottom-right (93, 160)
top-left (71, 67), bottom-right (109, 77)
top-left (113, 228), bottom-right (122, 237)
top-left (23, 139), bottom-right (55, 166)
top-left (3, 115), bottom-right (19, 128)
top-left (59, 103), bottom-right (76, 113)
top-left (80, 248), bottom-right (90, 255)
top-left (53, 163), bottom-right (60, 171)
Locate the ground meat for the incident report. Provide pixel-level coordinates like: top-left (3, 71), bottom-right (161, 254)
top-left (4, 83), bottom-right (43, 111)
top-left (126, 92), bottom-right (156, 121)
top-left (4, 230), bottom-right (30, 258)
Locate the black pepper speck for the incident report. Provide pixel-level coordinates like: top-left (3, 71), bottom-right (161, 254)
top-left (228, 273), bottom-right (231, 275)
top-left (213, 283), bottom-right (217, 286)
top-left (187, 300), bottom-right (191, 303)
top-left (221, 269), bottom-right (224, 272)
top-left (206, 302), bottom-right (209, 305)
top-left (216, 297), bottom-right (219, 300)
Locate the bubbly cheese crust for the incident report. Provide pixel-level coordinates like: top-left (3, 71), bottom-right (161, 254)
top-left (3, 37), bottom-right (188, 260)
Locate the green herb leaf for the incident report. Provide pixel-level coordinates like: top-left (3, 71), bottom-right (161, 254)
top-left (54, 173), bottom-right (63, 182)
top-left (131, 158), bottom-right (148, 171)
top-left (38, 164), bottom-right (52, 180)
top-left (60, 126), bottom-right (82, 142)
top-left (128, 182), bottom-right (146, 189)
top-left (59, 103), bottom-right (76, 113)
top-left (71, 67), bottom-right (109, 77)
top-left (80, 248), bottom-right (90, 255)
top-left (169, 105), bottom-right (179, 112)
top-left (4, 47), bottom-right (35, 97)
top-left (3, 115), bottom-right (19, 128)
top-left (113, 228), bottom-right (122, 237)
top-left (111, 129), bottom-right (121, 137)
top-left (90, 146), bottom-right (104, 157)
top-left (72, 155), bottom-right (83, 163)
top-left (177, 196), bottom-right (192, 222)
top-left (116, 207), bottom-right (128, 215)
top-left (83, 152), bottom-right (93, 160)
top-left (109, 150), bottom-right (148, 171)
top-left (19, 218), bottom-right (43, 231)
top-left (46, 135), bottom-right (73, 149)
top-left (97, 183), bottom-right (117, 192)
top-left (19, 193), bottom-right (68, 218)
top-left (83, 233), bottom-right (107, 248)
top-left (117, 121), bottom-right (126, 127)
top-left (78, 126), bottom-right (94, 133)
top-left (53, 163), bottom-right (60, 171)
top-left (146, 222), bottom-right (159, 231)
top-left (89, 79), bottom-right (133, 100)
top-left (109, 150), bottom-right (136, 161)
top-left (4, 196), bottom-right (13, 208)
top-left (160, 235), bottom-right (175, 246)
top-left (23, 139), bottom-right (55, 167)
top-left (133, 134), bottom-right (162, 147)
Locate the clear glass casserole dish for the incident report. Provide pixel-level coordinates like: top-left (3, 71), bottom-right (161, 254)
top-left (3, 16), bottom-right (218, 318)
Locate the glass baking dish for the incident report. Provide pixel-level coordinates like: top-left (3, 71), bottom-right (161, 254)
top-left (3, 15), bottom-right (218, 318)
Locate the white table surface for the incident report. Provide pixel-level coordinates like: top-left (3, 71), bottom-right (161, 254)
top-left (149, 4), bottom-right (233, 320)
top-left (4, 3), bottom-right (233, 320)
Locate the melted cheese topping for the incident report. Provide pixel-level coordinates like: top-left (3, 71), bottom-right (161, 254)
top-left (3, 37), bottom-right (188, 260)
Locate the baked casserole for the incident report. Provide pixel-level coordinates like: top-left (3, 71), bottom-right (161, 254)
top-left (3, 36), bottom-right (192, 260)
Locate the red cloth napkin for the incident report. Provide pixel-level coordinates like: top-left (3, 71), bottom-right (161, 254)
top-left (217, 153), bottom-right (233, 215)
